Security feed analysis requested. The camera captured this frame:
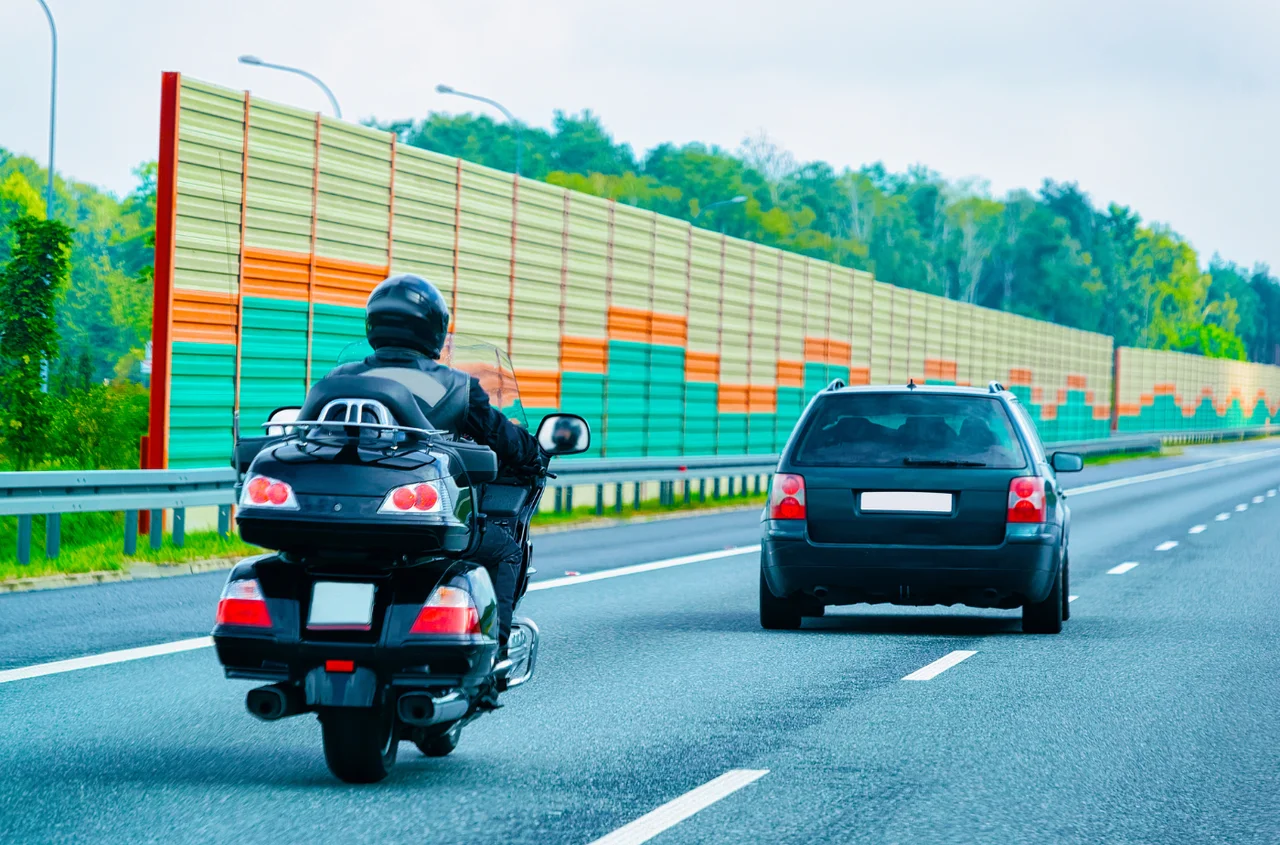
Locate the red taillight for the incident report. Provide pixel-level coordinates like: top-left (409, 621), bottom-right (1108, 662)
top-left (1007, 477), bottom-right (1046, 523)
top-left (324, 659), bottom-right (355, 674)
top-left (409, 585), bottom-right (481, 635)
top-left (380, 482), bottom-right (444, 514)
top-left (240, 474), bottom-right (297, 509)
top-left (770, 473), bottom-right (807, 520)
top-left (215, 578), bottom-right (272, 628)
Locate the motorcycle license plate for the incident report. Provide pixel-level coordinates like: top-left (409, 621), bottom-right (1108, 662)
top-left (308, 582), bottom-right (375, 630)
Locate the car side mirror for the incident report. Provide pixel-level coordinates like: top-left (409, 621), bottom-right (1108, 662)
top-left (1051, 451), bottom-right (1084, 473)
top-left (266, 406), bottom-right (302, 437)
top-left (536, 414), bottom-right (590, 456)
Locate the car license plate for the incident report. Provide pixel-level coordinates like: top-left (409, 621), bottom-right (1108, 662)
top-left (860, 491), bottom-right (953, 514)
top-left (308, 582), bottom-right (376, 630)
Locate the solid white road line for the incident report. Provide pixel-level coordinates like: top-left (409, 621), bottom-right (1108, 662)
top-left (1236, 503), bottom-right (1249, 512)
top-left (1253, 495), bottom-right (1265, 504)
top-left (1064, 447), bottom-right (1280, 498)
top-left (1155, 540), bottom-right (1178, 552)
top-left (2, 546), bottom-right (762, 684)
top-left (1108, 562), bottom-right (1140, 575)
top-left (587, 769), bottom-right (769, 845)
top-left (1216, 513), bottom-right (1231, 521)
top-left (0, 637), bottom-right (213, 685)
top-left (902, 650), bottom-right (977, 681)
top-left (1188, 525), bottom-right (1207, 534)
top-left (528, 545), bottom-right (760, 592)
top-left (1068, 595), bottom-right (1079, 602)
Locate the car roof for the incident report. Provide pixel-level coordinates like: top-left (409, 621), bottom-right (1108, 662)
top-left (820, 383), bottom-right (1016, 399)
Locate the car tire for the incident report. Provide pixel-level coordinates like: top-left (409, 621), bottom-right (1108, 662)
top-left (1022, 560), bottom-right (1064, 634)
top-left (759, 568), bottom-right (803, 630)
top-left (1061, 553), bottom-right (1070, 621)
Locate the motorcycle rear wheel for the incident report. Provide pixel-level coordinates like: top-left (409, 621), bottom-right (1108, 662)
top-left (413, 722), bottom-right (462, 757)
top-left (320, 707), bottom-right (399, 783)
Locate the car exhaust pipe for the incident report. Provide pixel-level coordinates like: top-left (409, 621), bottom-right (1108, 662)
top-left (246, 683), bottom-right (304, 722)
top-left (397, 691), bottom-right (470, 727)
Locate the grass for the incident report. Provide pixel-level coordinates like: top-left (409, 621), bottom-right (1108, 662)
top-left (1, 511), bottom-right (260, 582)
top-left (1082, 445), bottom-right (1182, 467)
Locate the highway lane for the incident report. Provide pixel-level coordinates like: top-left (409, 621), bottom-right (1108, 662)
top-left (0, 438), bottom-right (1278, 843)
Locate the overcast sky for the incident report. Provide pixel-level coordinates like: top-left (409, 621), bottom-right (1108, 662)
top-left (5, 0), bottom-right (1276, 270)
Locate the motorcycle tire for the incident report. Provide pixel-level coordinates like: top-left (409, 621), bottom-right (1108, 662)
top-left (413, 722), bottom-right (462, 757)
top-left (320, 707), bottom-right (400, 783)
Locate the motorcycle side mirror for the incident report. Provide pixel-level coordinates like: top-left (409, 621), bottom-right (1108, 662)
top-left (266, 406), bottom-right (303, 437)
top-left (536, 414), bottom-right (590, 456)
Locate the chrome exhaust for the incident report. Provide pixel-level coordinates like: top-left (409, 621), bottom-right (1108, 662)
top-left (396, 691), bottom-right (470, 727)
top-left (246, 683), bottom-right (304, 721)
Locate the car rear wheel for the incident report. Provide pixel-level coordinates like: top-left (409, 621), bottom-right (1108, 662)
top-left (760, 568), bottom-right (804, 630)
top-left (1061, 554), bottom-right (1071, 621)
top-left (1022, 560), bottom-right (1064, 634)
top-left (320, 706), bottom-right (400, 783)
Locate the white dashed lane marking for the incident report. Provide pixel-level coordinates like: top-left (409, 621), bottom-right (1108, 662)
top-left (1216, 513), bottom-right (1231, 521)
top-left (1188, 525), bottom-right (1207, 534)
top-left (902, 650), bottom-right (977, 681)
top-left (1108, 562), bottom-right (1140, 575)
top-left (1155, 541), bottom-right (1178, 552)
top-left (1235, 504), bottom-right (1249, 512)
top-left (1252, 495), bottom-right (1265, 504)
top-left (1068, 595), bottom-right (1080, 602)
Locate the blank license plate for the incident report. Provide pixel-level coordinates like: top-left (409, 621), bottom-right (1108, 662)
top-left (308, 582), bottom-right (375, 630)
top-left (861, 491), bottom-right (953, 514)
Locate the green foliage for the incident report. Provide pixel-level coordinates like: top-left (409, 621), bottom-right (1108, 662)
top-left (376, 112), bottom-right (1280, 363)
top-left (0, 215), bottom-right (73, 469)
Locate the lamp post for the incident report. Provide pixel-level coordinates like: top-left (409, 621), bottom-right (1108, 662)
top-left (238, 55), bottom-right (342, 119)
top-left (35, 0), bottom-right (57, 217)
top-left (692, 195), bottom-right (746, 233)
top-left (436, 84), bottom-right (521, 178)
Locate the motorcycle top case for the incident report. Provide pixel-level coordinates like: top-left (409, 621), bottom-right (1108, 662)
top-left (237, 439), bottom-right (487, 557)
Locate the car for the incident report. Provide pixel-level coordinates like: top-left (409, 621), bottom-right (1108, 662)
top-left (759, 380), bottom-right (1083, 634)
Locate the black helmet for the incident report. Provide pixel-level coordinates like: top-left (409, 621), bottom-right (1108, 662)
top-left (365, 274), bottom-right (450, 358)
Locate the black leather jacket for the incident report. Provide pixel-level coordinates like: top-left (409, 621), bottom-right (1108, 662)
top-left (329, 346), bottom-right (542, 474)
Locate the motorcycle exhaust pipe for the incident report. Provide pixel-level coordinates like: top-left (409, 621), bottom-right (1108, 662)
top-left (397, 691), bottom-right (470, 727)
top-left (246, 683), bottom-right (304, 722)
top-left (812, 586), bottom-right (829, 599)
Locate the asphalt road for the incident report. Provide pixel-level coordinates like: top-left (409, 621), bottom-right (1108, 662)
top-left (2, 440), bottom-right (1279, 844)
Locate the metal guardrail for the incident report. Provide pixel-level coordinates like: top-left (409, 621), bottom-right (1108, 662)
top-left (1, 468), bottom-right (237, 564)
top-left (2, 426), bottom-right (1276, 564)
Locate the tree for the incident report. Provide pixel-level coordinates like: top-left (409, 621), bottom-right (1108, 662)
top-left (0, 215), bottom-right (73, 469)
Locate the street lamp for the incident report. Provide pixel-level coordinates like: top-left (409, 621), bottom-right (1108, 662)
top-left (436, 84), bottom-right (522, 178)
top-left (692, 195), bottom-right (747, 219)
top-left (239, 55), bottom-right (342, 119)
top-left (34, 0), bottom-right (57, 217)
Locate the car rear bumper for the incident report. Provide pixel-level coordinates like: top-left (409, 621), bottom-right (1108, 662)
top-left (762, 521), bottom-right (1061, 608)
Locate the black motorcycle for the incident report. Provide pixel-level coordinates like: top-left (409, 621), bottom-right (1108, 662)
top-left (213, 337), bottom-right (589, 783)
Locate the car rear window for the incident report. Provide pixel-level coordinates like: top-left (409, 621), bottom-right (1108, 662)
top-left (792, 392), bottom-right (1027, 468)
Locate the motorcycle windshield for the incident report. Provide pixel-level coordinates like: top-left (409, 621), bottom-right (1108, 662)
top-left (333, 335), bottom-right (527, 429)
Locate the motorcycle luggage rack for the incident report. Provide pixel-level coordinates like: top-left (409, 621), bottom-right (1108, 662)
top-left (261, 396), bottom-right (448, 440)
top-left (260, 420), bottom-right (447, 438)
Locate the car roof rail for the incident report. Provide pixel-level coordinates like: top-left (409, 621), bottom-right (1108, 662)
top-left (988, 380), bottom-right (1006, 393)
top-left (824, 378), bottom-right (846, 392)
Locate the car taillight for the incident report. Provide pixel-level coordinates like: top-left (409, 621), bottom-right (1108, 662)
top-left (1007, 477), bottom-right (1046, 523)
top-left (409, 585), bottom-right (481, 635)
top-left (379, 481), bottom-right (443, 514)
top-left (770, 473), bottom-right (807, 520)
top-left (240, 474), bottom-right (298, 509)
top-left (215, 578), bottom-right (273, 628)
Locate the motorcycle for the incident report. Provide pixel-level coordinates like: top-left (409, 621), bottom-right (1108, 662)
top-left (213, 336), bottom-right (589, 783)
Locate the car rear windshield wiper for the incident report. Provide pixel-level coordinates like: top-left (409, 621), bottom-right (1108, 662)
top-left (902, 457), bottom-right (988, 467)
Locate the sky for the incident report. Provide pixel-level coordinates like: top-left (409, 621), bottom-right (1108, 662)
top-left (4, 0), bottom-right (1277, 270)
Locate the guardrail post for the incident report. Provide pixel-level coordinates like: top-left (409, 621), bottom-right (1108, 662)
top-left (614, 483), bottom-right (623, 515)
top-left (149, 509), bottom-right (163, 551)
top-left (173, 508), bottom-right (185, 548)
top-left (124, 510), bottom-right (138, 556)
top-left (713, 478), bottom-right (721, 500)
top-left (46, 513), bottom-right (60, 559)
top-left (554, 487), bottom-right (563, 513)
top-left (217, 505), bottom-right (230, 537)
top-left (699, 479), bottom-right (706, 502)
top-left (633, 482), bottom-right (641, 510)
top-left (741, 475), bottom-right (749, 497)
top-left (754, 475), bottom-right (761, 495)
top-left (16, 516), bottom-right (32, 565)
top-left (683, 480), bottom-right (691, 504)
top-left (565, 486), bottom-right (573, 512)
top-left (595, 485), bottom-right (604, 516)
top-left (727, 477), bottom-right (735, 497)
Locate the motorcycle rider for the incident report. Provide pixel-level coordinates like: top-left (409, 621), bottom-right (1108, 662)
top-left (329, 273), bottom-right (544, 657)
